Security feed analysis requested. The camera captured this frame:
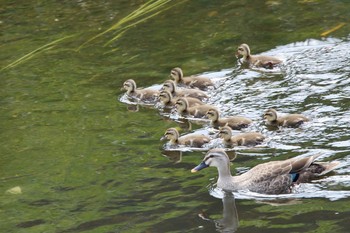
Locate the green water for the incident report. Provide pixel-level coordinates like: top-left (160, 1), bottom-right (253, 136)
top-left (1, 1), bottom-right (350, 232)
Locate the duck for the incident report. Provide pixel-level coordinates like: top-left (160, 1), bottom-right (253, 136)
top-left (206, 108), bottom-right (252, 130)
top-left (218, 126), bottom-right (265, 147)
top-left (161, 80), bottom-right (208, 101)
top-left (161, 128), bottom-right (210, 148)
top-left (263, 108), bottom-right (309, 128)
top-left (175, 98), bottom-right (217, 118)
top-left (236, 44), bottom-right (282, 69)
top-left (170, 67), bottom-right (214, 90)
top-left (158, 90), bottom-right (204, 108)
top-left (191, 148), bottom-right (340, 194)
top-left (122, 79), bottom-right (159, 102)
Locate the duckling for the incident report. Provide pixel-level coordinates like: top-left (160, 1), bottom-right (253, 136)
top-left (206, 108), bottom-right (252, 130)
top-left (158, 90), bottom-right (204, 108)
top-left (218, 126), bottom-right (265, 147)
top-left (263, 108), bottom-right (309, 128)
top-left (175, 98), bottom-right (216, 118)
top-left (161, 80), bottom-right (208, 101)
top-left (161, 128), bottom-right (210, 148)
top-left (236, 44), bottom-right (282, 69)
top-left (170, 67), bottom-right (214, 90)
top-left (122, 79), bottom-right (159, 102)
top-left (191, 148), bottom-right (340, 194)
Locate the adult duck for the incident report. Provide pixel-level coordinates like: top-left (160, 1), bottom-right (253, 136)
top-left (192, 149), bottom-right (339, 194)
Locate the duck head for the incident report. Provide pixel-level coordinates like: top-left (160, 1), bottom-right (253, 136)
top-left (191, 148), bottom-right (230, 172)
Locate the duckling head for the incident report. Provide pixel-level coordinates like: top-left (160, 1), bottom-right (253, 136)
top-left (123, 79), bottom-right (137, 93)
top-left (170, 67), bottom-right (183, 82)
top-left (158, 90), bottom-right (172, 104)
top-left (191, 148), bottom-right (230, 173)
top-left (160, 128), bottom-right (179, 143)
top-left (236, 43), bottom-right (251, 59)
top-left (161, 80), bottom-right (176, 94)
top-left (175, 98), bottom-right (189, 113)
top-left (206, 108), bottom-right (220, 121)
top-left (218, 126), bottom-right (232, 141)
top-left (263, 108), bottom-right (278, 122)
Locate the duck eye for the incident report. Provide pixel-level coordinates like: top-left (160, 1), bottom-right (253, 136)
top-left (238, 48), bottom-right (243, 51)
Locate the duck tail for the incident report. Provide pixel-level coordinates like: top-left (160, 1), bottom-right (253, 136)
top-left (290, 154), bottom-right (320, 173)
top-left (295, 160), bottom-right (340, 183)
top-left (313, 161), bottom-right (340, 176)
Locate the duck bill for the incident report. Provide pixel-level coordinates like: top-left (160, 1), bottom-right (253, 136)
top-left (160, 136), bottom-right (166, 141)
top-left (191, 161), bottom-right (209, 173)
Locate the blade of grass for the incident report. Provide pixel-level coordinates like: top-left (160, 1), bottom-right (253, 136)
top-left (2, 35), bottom-right (75, 71)
top-left (321, 23), bottom-right (346, 37)
top-left (104, 0), bottom-right (185, 46)
top-left (78, 0), bottom-right (184, 50)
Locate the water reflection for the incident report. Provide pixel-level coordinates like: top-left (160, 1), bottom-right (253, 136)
top-left (126, 103), bottom-right (139, 112)
top-left (199, 192), bottom-right (239, 233)
top-left (161, 150), bottom-right (183, 163)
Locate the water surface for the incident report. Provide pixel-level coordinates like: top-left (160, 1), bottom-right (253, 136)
top-left (1, 1), bottom-right (350, 232)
